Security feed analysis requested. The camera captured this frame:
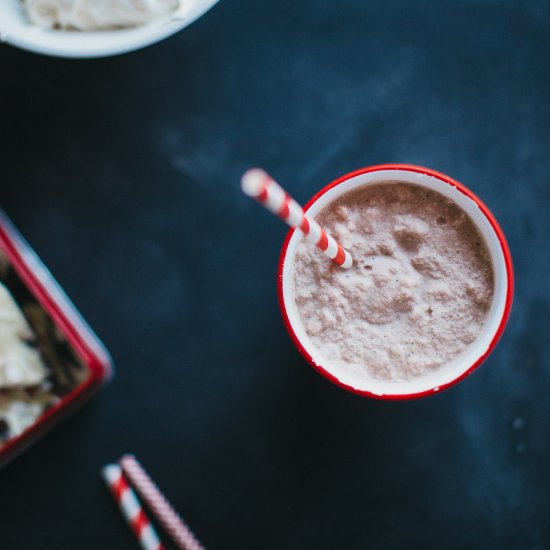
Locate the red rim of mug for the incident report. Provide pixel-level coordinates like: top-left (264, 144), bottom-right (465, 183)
top-left (277, 164), bottom-right (514, 400)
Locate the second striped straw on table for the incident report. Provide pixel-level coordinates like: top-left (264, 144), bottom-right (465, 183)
top-left (241, 168), bottom-right (353, 268)
top-left (120, 455), bottom-right (204, 550)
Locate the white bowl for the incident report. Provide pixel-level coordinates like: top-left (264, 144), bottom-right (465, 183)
top-left (0, 0), bottom-right (219, 58)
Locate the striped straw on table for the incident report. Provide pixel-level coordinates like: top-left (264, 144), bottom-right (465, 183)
top-left (241, 168), bottom-right (353, 268)
top-left (120, 455), bottom-right (205, 550)
top-left (102, 464), bottom-right (165, 550)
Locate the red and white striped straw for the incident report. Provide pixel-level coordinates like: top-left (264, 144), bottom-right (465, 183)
top-left (241, 168), bottom-right (353, 268)
top-left (120, 455), bottom-right (205, 550)
top-left (102, 464), bottom-right (165, 550)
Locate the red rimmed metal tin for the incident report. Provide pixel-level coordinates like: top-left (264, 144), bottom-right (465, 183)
top-left (0, 210), bottom-right (112, 467)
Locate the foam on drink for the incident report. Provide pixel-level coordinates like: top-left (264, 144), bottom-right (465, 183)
top-left (293, 181), bottom-right (494, 382)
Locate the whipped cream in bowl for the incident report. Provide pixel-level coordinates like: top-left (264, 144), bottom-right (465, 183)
top-left (23, 0), bottom-right (181, 31)
top-left (0, 0), bottom-right (219, 57)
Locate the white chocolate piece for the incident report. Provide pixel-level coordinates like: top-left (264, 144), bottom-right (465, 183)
top-left (0, 283), bottom-right (48, 388)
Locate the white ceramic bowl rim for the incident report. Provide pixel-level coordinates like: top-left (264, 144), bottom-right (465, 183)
top-left (0, 0), bottom-right (219, 58)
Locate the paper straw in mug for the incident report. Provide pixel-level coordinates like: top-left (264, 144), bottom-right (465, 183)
top-left (102, 464), bottom-right (165, 550)
top-left (241, 168), bottom-right (353, 268)
top-left (120, 455), bottom-right (205, 550)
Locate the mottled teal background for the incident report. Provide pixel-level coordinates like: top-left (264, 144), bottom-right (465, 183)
top-left (1, 0), bottom-right (548, 548)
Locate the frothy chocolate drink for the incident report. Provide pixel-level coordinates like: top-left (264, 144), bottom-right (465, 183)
top-left (293, 182), bottom-right (494, 382)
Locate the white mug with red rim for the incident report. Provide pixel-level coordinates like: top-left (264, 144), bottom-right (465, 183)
top-left (278, 164), bottom-right (514, 400)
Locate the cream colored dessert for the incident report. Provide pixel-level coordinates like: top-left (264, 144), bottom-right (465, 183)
top-left (23, 0), bottom-right (180, 31)
top-left (0, 280), bottom-right (50, 444)
top-left (0, 282), bottom-right (48, 388)
top-left (0, 254), bottom-right (90, 448)
top-left (293, 182), bottom-right (494, 382)
top-left (0, 389), bottom-right (58, 441)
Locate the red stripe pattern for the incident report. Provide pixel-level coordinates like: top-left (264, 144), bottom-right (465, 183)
top-left (277, 194), bottom-right (290, 219)
top-left (317, 232), bottom-right (329, 251)
top-left (121, 455), bottom-right (205, 550)
top-left (133, 509), bottom-right (149, 534)
top-left (103, 464), bottom-right (165, 550)
top-left (242, 169), bottom-right (353, 268)
top-left (113, 471), bottom-right (128, 500)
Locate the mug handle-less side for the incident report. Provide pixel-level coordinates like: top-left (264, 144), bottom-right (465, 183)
top-left (277, 164), bottom-right (514, 400)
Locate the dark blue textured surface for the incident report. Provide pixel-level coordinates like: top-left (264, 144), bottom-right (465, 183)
top-left (1, 1), bottom-right (549, 548)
